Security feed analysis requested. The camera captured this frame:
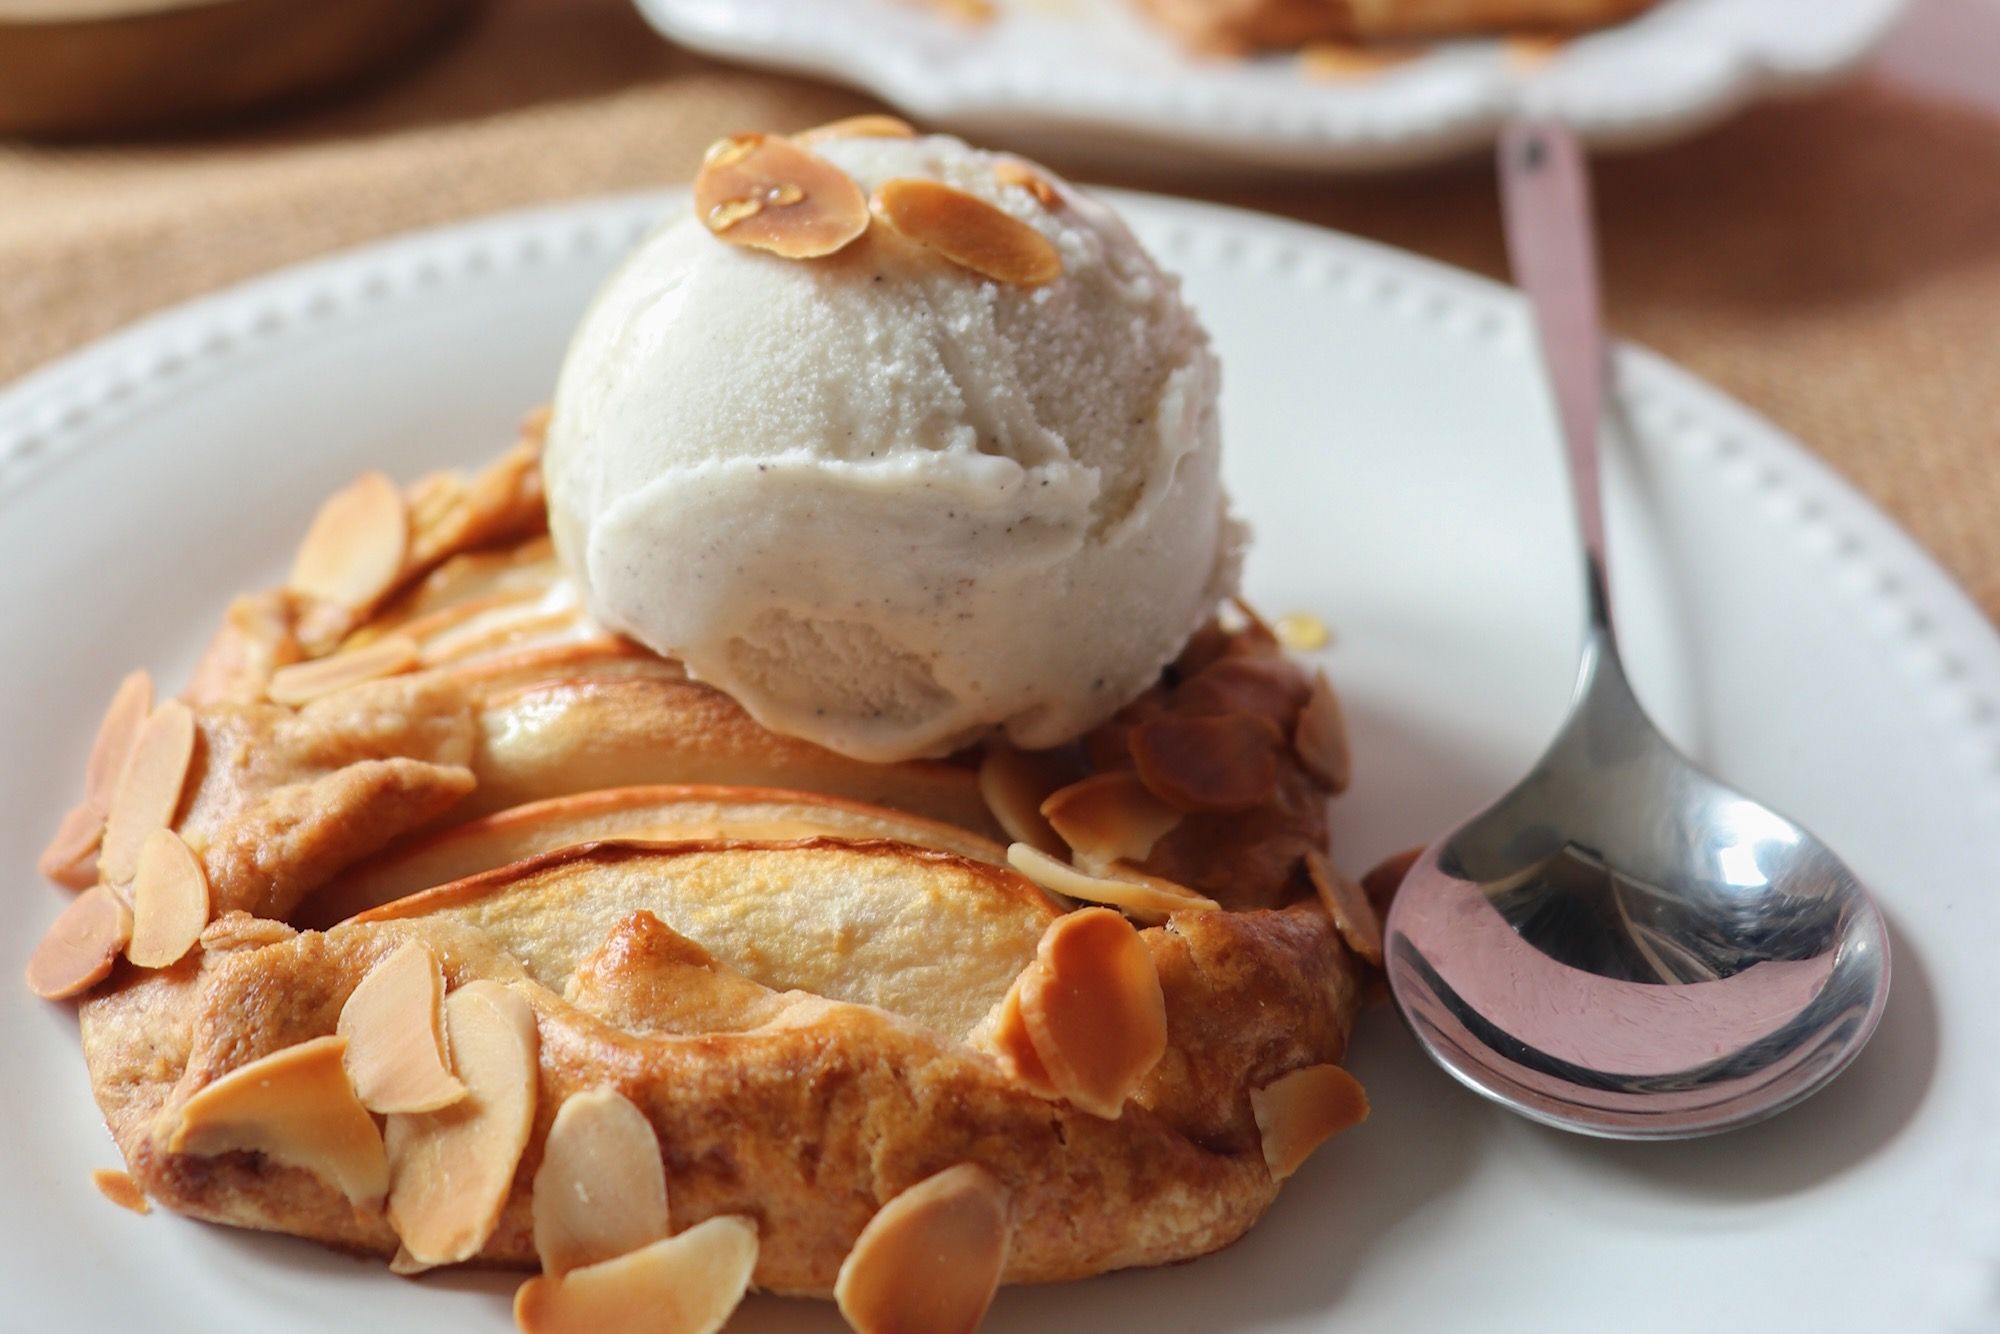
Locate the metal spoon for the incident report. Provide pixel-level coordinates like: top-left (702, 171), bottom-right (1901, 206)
top-left (1381, 122), bottom-right (1892, 1139)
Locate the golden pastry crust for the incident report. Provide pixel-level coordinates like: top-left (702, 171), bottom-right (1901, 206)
top-left (83, 876), bottom-right (1360, 1293)
top-left (41, 413), bottom-right (1382, 1310)
top-left (1135, 0), bottom-right (1658, 54)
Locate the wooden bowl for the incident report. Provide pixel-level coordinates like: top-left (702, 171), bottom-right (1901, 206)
top-left (0, 0), bottom-right (480, 138)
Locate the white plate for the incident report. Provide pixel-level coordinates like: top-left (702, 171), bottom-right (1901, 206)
top-left (634, 0), bottom-right (1908, 175)
top-left (1, 191), bottom-right (1994, 1332)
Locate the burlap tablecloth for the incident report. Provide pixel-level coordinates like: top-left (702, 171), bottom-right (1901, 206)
top-left (4, 0), bottom-right (1995, 615)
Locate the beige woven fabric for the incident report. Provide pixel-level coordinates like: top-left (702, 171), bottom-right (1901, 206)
top-left (4, 0), bottom-right (1996, 615)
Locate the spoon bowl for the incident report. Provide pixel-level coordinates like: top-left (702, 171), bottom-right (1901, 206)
top-left (1383, 123), bottom-right (1892, 1139)
top-left (1387, 635), bottom-right (1892, 1138)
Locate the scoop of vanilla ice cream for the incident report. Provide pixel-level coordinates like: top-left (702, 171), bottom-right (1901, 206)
top-left (544, 133), bottom-right (1238, 762)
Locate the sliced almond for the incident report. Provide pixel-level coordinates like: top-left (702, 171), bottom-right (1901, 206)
top-left (835, 1163), bottom-right (1009, 1334)
top-left (1013, 906), bottom-right (1166, 1118)
top-left (695, 132), bottom-right (869, 259)
top-left (86, 669), bottom-right (157, 802)
top-left (532, 1089), bottom-right (669, 1278)
top-left (169, 1035), bottom-right (389, 1210)
top-left (387, 980), bottom-right (539, 1265)
top-left (91, 1168), bottom-right (150, 1215)
top-left (1128, 711), bottom-right (1283, 814)
top-left (389, 1245), bottom-right (432, 1276)
top-left (99, 699), bottom-right (196, 887)
top-left (992, 159), bottom-right (1061, 209)
top-left (1304, 850), bottom-right (1381, 966)
top-left (977, 745), bottom-right (1070, 858)
top-left (267, 635), bottom-right (421, 707)
top-left (39, 670), bottom-right (156, 886)
top-left (1293, 670), bottom-right (1352, 794)
top-left (975, 984), bottom-right (1052, 1090)
top-left (513, 1215), bottom-right (758, 1334)
top-left (1041, 772), bottom-right (1182, 871)
top-left (126, 828), bottom-right (210, 968)
top-left (25, 885), bottom-right (132, 1000)
top-left (337, 941), bottom-right (466, 1115)
top-left (870, 177), bottom-right (1062, 286)
top-left (37, 804), bottom-right (106, 890)
top-left (1007, 843), bottom-right (1218, 924)
top-left (1250, 1063), bottom-right (1369, 1180)
top-left (1172, 653), bottom-right (1309, 725)
top-left (793, 113), bottom-right (916, 146)
top-left (288, 471), bottom-right (409, 610)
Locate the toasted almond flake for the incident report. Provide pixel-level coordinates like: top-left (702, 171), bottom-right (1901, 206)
top-left (794, 114), bottom-right (917, 146)
top-left (1274, 611), bottom-right (1330, 651)
top-left (513, 1216), bottom-right (758, 1334)
top-left (695, 132), bottom-right (869, 259)
top-left (170, 1035), bottom-right (389, 1209)
top-left (1041, 772), bottom-right (1182, 871)
top-left (1013, 906), bottom-right (1166, 1118)
top-left (975, 984), bottom-right (1053, 1091)
top-left (1250, 1063), bottom-right (1369, 1180)
top-left (126, 828), bottom-right (210, 968)
top-left (338, 941), bottom-right (466, 1115)
top-left (289, 471), bottom-right (409, 609)
top-left (99, 700), bottom-right (196, 888)
top-left (91, 1168), bottom-right (150, 1215)
top-left (1294, 670), bottom-right (1352, 794)
top-left (1172, 654), bottom-right (1309, 724)
top-left (25, 885), bottom-right (132, 1000)
top-left (532, 1089), bottom-right (669, 1278)
top-left (1128, 711), bottom-right (1283, 814)
top-left (1304, 850), bottom-right (1382, 966)
top-left (871, 177), bottom-right (1062, 286)
top-left (267, 635), bottom-right (420, 706)
top-left (1300, 40), bottom-right (1424, 79)
top-left (391, 586), bottom-right (545, 645)
top-left (992, 159), bottom-right (1061, 209)
top-left (37, 804), bottom-right (105, 889)
top-left (419, 610), bottom-right (584, 667)
top-left (1007, 843), bottom-right (1218, 924)
top-left (84, 671), bottom-right (155, 809)
top-left (835, 1163), bottom-right (1009, 1334)
top-left (389, 1246), bottom-right (432, 1276)
top-left (40, 670), bottom-right (156, 886)
top-left (977, 745), bottom-right (1070, 858)
top-left (387, 981), bottom-right (539, 1266)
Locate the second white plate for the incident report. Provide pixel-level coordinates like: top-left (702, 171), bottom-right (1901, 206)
top-left (635, 0), bottom-right (1908, 175)
top-left (0, 189), bottom-right (1994, 1330)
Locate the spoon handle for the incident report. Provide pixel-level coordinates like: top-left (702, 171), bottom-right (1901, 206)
top-left (1499, 121), bottom-right (1613, 635)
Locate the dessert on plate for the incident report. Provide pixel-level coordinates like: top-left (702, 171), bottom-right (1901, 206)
top-left (29, 118), bottom-right (1398, 1332)
top-left (1131, 0), bottom-right (1659, 54)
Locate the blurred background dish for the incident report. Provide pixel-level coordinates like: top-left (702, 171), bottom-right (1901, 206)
top-left (632, 0), bottom-right (1908, 175)
top-left (0, 0), bottom-right (478, 137)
